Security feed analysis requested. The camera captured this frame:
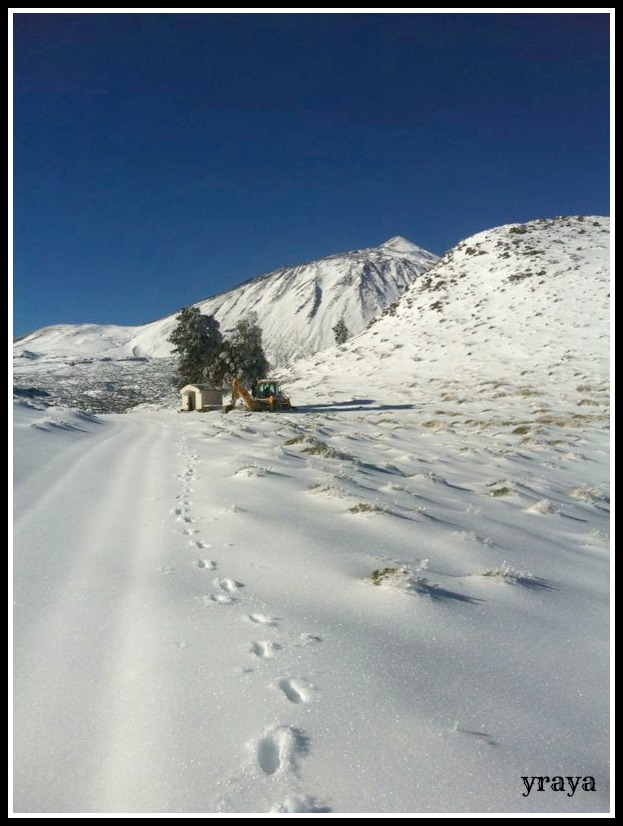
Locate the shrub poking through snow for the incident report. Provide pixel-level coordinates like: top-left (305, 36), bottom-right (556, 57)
top-left (368, 567), bottom-right (400, 585)
top-left (301, 439), bottom-right (350, 459)
top-left (487, 480), bottom-right (513, 497)
top-left (478, 562), bottom-right (554, 591)
top-left (366, 560), bottom-right (430, 592)
top-left (480, 562), bottom-right (530, 583)
top-left (284, 435), bottom-right (307, 446)
top-left (525, 498), bottom-right (562, 515)
top-left (489, 486), bottom-right (512, 497)
top-left (347, 503), bottom-right (386, 514)
top-left (365, 561), bottom-right (483, 603)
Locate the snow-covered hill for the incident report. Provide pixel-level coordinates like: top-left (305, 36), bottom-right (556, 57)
top-left (13, 236), bottom-right (438, 367)
top-left (285, 215), bottom-right (610, 416)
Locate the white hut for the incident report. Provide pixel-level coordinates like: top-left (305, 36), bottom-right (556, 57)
top-left (180, 384), bottom-right (223, 412)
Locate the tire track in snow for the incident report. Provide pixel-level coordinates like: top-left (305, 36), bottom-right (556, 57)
top-left (13, 416), bottom-right (183, 812)
top-left (87, 417), bottom-right (196, 811)
top-left (14, 417), bottom-right (160, 645)
top-left (13, 416), bottom-right (120, 520)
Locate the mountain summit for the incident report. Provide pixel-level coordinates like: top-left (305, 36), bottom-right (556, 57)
top-left (379, 236), bottom-right (427, 253)
top-left (15, 237), bottom-right (439, 367)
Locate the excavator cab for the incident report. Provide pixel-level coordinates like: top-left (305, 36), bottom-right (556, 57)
top-left (254, 380), bottom-right (279, 400)
top-left (254, 380), bottom-right (293, 410)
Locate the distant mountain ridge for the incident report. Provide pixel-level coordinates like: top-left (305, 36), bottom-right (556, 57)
top-left (14, 236), bottom-right (439, 368)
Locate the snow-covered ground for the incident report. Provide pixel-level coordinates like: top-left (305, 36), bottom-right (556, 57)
top-left (13, 393), bottom-right (610, 814)
top-left (12, 216), bottom-right (611, 814)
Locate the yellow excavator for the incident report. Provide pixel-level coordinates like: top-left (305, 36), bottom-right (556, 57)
top-left (222, 377), bottom-right (294, 413)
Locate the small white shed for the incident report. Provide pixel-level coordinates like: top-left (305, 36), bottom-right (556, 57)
top-left (180, 384), bottom-right (223, 412)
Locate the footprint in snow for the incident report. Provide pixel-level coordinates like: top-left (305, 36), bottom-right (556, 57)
top-left (214, 577), bottom-right (244, 592)
top-left (297, 633), bottom-right (322, 646)
top-left (158, 566), bottom-right (176, 575)
top-left (277, 677), bottom-right (315, 704)
top-left (247, 613), bottom-right (279, 627)
top-left (204, 594), bottom-right (240, 605)
top-left (174, 469), bottom-right (194, 481)
top-left (255, 725), bottom-right (309, 776)
top-left (270, 796), bottom-right (332, 813)
top-left (249, 640), bottom-right (282, 659)
top-left (195, 559), bottom-right (217, 570)
top-left (194, 540), bottom-right (212, 550)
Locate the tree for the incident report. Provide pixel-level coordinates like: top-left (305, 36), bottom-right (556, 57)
top-left (221, 312), bottom-right (270, 386)
top-left (204, 312), bottom-right (269, 387)
top-left (169, 308), bottom-right (269, 389)
top-left (168, 307), bottom-right (222, 386)
top-left (202, 342), bottom-right (232, 388)
top-left (332, 317), bottom-right (350, 345)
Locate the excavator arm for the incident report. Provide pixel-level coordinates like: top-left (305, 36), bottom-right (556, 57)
top-left (231, 377), bottom-right (254, 410)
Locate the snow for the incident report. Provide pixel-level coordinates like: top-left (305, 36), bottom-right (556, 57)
top-left (12, 216), bottom-right (611, 814)
top-left (379, 235), bottom-right (426, 254)
top-left (13, 236), bottom-right (438, 368)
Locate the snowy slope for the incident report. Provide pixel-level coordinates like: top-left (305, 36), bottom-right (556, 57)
top-left (284, 216), bottom-right (610, 410)
top-left (13, 236), bottom-right (438, 368)
top-left (12, 216), bottom-right (611, 814)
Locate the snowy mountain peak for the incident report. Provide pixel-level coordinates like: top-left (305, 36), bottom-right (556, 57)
top-left (379, 235), bottom-right (424, 253)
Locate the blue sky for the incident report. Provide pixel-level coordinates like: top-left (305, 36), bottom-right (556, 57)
top-left (12, 11), bottom-right (611, 338)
